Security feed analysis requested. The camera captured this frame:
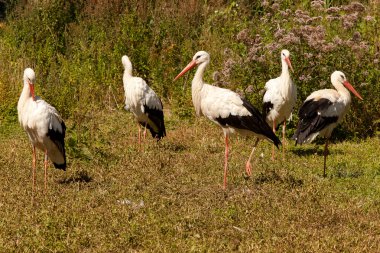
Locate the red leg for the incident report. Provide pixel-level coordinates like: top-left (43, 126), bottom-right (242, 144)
top-left (44, 150), bottom-right (48, 192)
top-left (143, 122), bottom-right (147, 140)
top-left (32, 146), bottom-right (36, 192)
top-left (272, 120), bottom-right (276, 161)
top-left (245, 138), bottom-right (260, 176)
top-left (282, 121), bottom-right (286, 161)
top-left (138, 124), bottom-right (141, 147)
top-left (223, 135), bottom-right (229, 190)
top-left (323, 140), bottom-right (329, 177)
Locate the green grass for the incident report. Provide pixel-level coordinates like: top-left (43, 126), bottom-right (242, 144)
top-left (1, 109), bottom-right (380, 252)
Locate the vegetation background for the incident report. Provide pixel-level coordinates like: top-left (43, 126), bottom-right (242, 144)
top-left (0, 0), bottom-right (379, 136)
top-left (0, 0), bottom-right (379, 252)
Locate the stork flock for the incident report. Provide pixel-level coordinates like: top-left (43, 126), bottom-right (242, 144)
top-left (17, 49), bottom-right (363, 191)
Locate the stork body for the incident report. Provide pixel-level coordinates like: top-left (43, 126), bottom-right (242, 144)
top-left (263, 49), bottom-right (296, 160)
top-left (294, 71), bottom-right (363, 176)
top-left (122, 55), bottom-right (166, 143)
top-left (175, 51), bottom-right (281, 189)
top-left (17, 68), bottom-right (66, 191)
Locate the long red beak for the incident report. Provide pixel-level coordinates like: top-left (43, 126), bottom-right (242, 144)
top-left (343, 81), bottom-right (363, 100)
top-left (174, 60), bottom-right (197, 81)
top-left (28, 81), bottom-right (36, 101)
top-left (285, 57), bottom-right (294, 73)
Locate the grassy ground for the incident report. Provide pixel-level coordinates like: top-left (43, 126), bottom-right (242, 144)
top-left (1, 109), bottom-right (380, 252)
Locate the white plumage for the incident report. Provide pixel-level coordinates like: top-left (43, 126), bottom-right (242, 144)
top-left (174, 51), bottom-right (280, 189)
top-left (294, 70), bottom-right (363, 176)
top-left (17, 68), bottom-right (66, 191)
top-left (263, 49), bottom-right (296, 160)
top-left (122, 55), bottom-right (166, 143)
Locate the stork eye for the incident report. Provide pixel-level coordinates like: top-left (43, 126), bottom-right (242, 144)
top-left (340, 74), bottom-right (344, 79)
top-left (196, 55), bottom-right (201, 59)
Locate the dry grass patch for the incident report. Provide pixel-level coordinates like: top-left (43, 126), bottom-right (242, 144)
top-left (0, 110), bottom-right (380, 252)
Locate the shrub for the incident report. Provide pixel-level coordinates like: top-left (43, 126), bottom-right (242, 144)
top-left (0, 0), bottom-right (378, 139)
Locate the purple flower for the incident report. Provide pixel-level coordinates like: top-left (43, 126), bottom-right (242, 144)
top-left (265, 43), bottom-right (280, 52)
top-left (352, 31), bottom-right (361, 42)
top-left (257, 55), bottom-right (266, 63)
top-left (342, 2), bottom-right (365, 12)
top-left (279, 33), bottom-right (300, 45)
top-left (224, 48), bottom-right (232, 56)
top-left (212, 71), bottom-right (221, 82)
top-left (245, 85), bottom-right (254, 94)
top-left (295, 9), bottom-right (311, 24)
top-left (254, 34), bottom-right (262, 44)
top-left (326, 7), bottom-right (340, 14)
top-left (271, 3), bottom-right (280, 11)
top-left (327, 15), bottom-right (341, 21)
top-left (235, 88), bottom-right (244, 97)
top-left (364, 15), bottom-right (374, 22)
top-left (261, 0), bottom-right (269, 7)
top-left (248, 45), bottom-right (261, 61)
top-left (333, 36), bottom-right (343, 45)
top-left (280, 10), bottom-right (289, 17)
top-left (274, 28), bottom-right (285, 38)
top-left (321, 42), bottom-right (335, 52)
top-left (304, 53), bottom-right (313, 59)
top-left (345, 13), bottom-right (359, 23)
top-left (343, 20), bottom-right (354, 30)
top-left (350, 2), bottom-right (365, 12)
top-left (311, 0), bottom-right (324, 11)
top-left (319, 80), bottom-right (327, 87)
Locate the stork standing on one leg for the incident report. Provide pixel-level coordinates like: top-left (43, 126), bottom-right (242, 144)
top-left (17, 68), bottom-right (66, 192)
top-left (174, 51), bottom-right (281, 189)
top-left (122, 55), bottom-right (166, 144)
top-left (263, 49), bottom-right (296, 161)
top-left (293, 71), bottom-right (363, 177)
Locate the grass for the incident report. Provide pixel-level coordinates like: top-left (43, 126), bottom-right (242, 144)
top-left (0, 108), bottom-right (380, 252)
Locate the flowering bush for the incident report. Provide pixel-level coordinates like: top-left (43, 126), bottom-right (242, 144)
top-left (206, 1), bottom-right (379, 138)
top-left (0, 0), bottom-right (378, 138)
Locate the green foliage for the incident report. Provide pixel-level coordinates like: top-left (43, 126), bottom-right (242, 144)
top-left (0, 0), bottom-right (379, 140)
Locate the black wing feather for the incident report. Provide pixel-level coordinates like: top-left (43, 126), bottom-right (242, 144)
top-left (47, 121), bottom-right (67, 170)
top-left (294, 98), bottom-right (338, 144)
top-left (141, 103), bottom-right (166, 140)
top-left (262, 101), bottom-right (273, 120)
top-left (215, 98), bottom-right (281, 147)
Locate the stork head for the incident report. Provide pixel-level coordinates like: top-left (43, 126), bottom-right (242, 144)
top-left (281, 49), bottom-right (293, 72)
top-left (174, 51), bottom-right (210, 81)
top-left (331, 71), bottom-right (363, 100)
top-left (121, 55), bottom-right (133, 75)
top-left (23, 68), bottom-right (36, 101)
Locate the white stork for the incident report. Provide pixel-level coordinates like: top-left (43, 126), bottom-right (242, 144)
top-left (17, 68), bottom-right (66, 191)
top-left (293, 70), bottom-right (363, 176)
top-left (174, 51), bottom-right (281, 189)
top-left (122, 55), bottom-right (166, 144)
top-left (263, 49), bottom-right (296, 160)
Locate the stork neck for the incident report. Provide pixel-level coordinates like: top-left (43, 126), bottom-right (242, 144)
top-left (123, 68), bottom-right (133, 79)
top-left (191, 61), bottom-right (208, 116)
top-left (192, 61), bottom-right (208, 87)
top-left (335, 83), bottom-right (351, 103)
top-left (280, 59), bottom-right (290, 78)
top-left (21, 80), bottom-right (32, 99)
top-left (18, 81), bottom-right (33, 114)
top-left (278, 59), bottom-right (292, 99)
